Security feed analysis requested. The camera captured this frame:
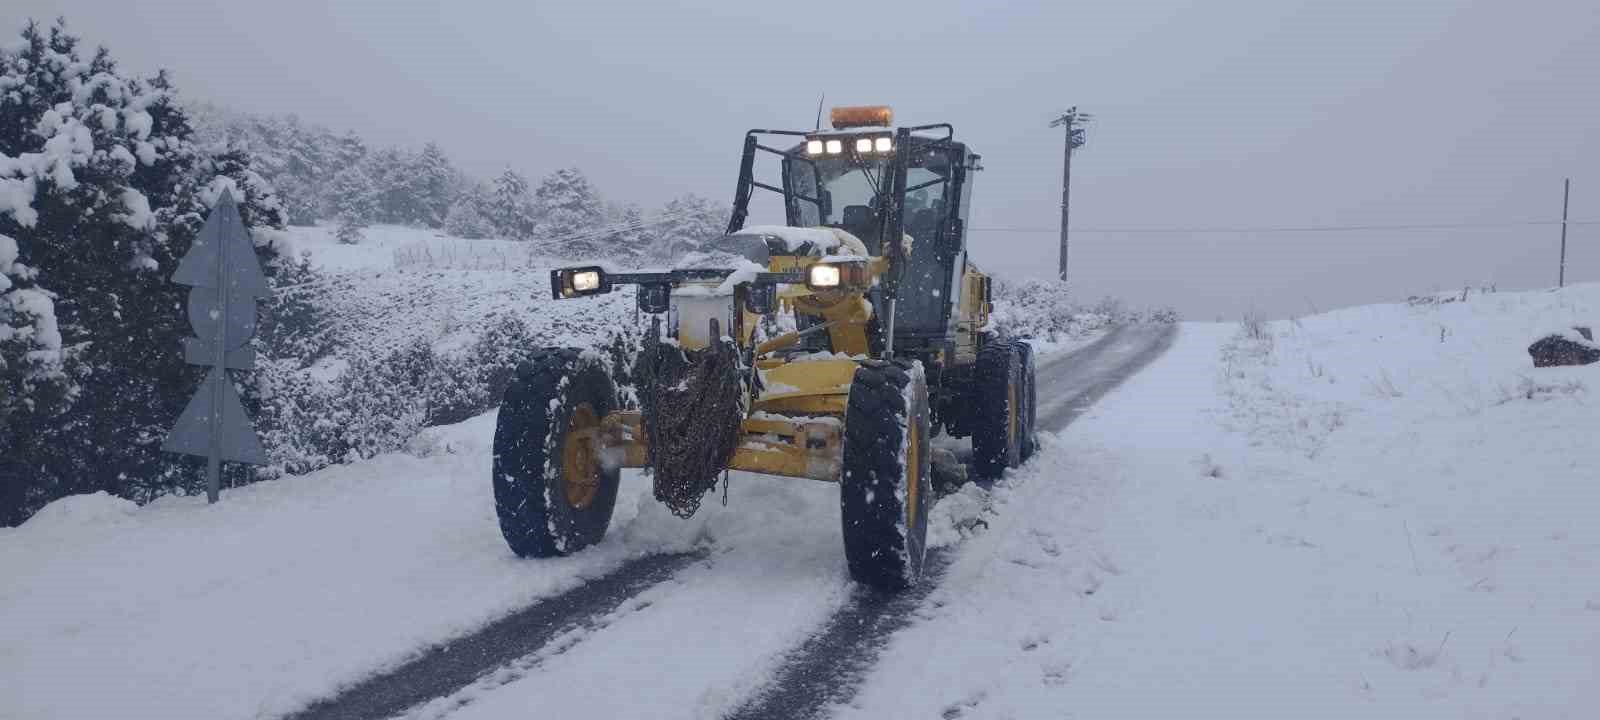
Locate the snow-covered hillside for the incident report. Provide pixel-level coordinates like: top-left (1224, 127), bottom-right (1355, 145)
top-left (272, 224), bottom-right (636, 357)
top-left (840, 283), bottom-right (1600, 718)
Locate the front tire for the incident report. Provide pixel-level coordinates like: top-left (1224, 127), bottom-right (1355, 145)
top-left (973, 341), bottom-right (1023, 478)
top-left (840, 360), bottom-right (933, 590)
top-left (492, 348), bottom-right (621, 557)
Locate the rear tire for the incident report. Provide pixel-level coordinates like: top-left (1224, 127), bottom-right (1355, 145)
top-left (840, 360), bottom-right (932, 590)
top-left (1014, 341), bottom-right (1039, 461)
top-left (973, 341), bottom-right (1022, 478)
top-left (492, 348), bottom-right (621, 557)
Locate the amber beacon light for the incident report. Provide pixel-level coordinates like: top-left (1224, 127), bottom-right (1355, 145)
top-left (830, 105), bottom-right (893, 129)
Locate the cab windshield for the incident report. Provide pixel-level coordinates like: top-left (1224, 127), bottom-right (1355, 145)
top-left (785, 145), bottom-right (953, 238)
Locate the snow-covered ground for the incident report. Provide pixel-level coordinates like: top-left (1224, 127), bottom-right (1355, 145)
top-left (839, 284), bottom-right (1600, 719)
top-left (0, 411), bottom-right (839, 720)
top-left (9, 227), bottom-right (1588, 719)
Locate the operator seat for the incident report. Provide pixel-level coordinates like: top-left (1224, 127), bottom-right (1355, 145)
top-left (841, 205), bottom-right (879, 254)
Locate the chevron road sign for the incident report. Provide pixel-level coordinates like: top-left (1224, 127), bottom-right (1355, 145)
top-left (162, 189), bottom-right (272, 503)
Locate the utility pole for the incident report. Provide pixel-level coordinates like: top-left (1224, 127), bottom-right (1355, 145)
top-left (1559, 178), bottom-right (1570, 288)
top-left (1049, 107), bottom-right (1091, 282)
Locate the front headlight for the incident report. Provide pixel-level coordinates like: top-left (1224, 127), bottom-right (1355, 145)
top-left (551, 266), bottom-right (611, 299)
top-left (804, 259), bottom-right (871, 291)
top-left (806, 140), bottom-right (824, 155)
top-left (808, 264), bottom-right (842, 288)
top-left (571, 270), bottom-right (601, 292)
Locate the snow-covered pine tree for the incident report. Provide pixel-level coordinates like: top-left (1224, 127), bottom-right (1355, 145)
top-left (486, 168), bottom-right (536, 240)
top-left (410, 142), bottom-right (458, 228)
top-left (188, 107), bottom-right (329, 225)
top-left (443, 180), bottom-right (495, 239)
top-left (363, 146), bottom-right (417, 226)
top-left (531, 167), bottom-right (607, 257)
top-left (609, 203), bottom-right (650, 265)
top-left (332, 129), bottom-right (367, 171)
top-left (0, 18), bottom-right (283, 525)
top-left (654, 193), bottom-right (732, 261)
top-left (325, 164), bottom-right (376, 243)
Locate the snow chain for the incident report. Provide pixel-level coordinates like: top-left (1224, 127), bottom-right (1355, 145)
top-left (634, 331), bottom-right (745, 518)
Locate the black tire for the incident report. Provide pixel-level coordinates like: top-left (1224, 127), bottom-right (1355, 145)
top-left (840, 359), bottom-right (933, 590)
top-left (492, 348), bottom-right (621, 557)
top-left (973, 340), bottom-right (1022, 479)
top-left (1014, 341), bottom-right (1039, 461)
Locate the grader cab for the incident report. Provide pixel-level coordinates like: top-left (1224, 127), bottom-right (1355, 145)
top-left (492, 106), bottom-right (1037, 590)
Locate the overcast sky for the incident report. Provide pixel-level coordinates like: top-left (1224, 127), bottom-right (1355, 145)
top-left (7, 0), bottom-right (1598, 318)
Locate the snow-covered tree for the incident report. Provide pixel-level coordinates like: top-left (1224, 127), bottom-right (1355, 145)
top-left (443, 181), bottom-right (495, 239)
top-left (531, 167), bottom-right (607, 256)
top-left (410, 142), bottom-right (458, 228)
top-left (0, 18), bottom-right (283, 525)
top-left (486, 168), bottom-right (536, 240)
top-left (332, 129), bottom-right (367, 169)
top-left (325, 164), bottom-right (377, 226)
top-left (653, 193), bottom-right (731, 261)
top-left (188, 108), bottom-right (328, 225)
top-left (608, 203), bottom-right (650, 264)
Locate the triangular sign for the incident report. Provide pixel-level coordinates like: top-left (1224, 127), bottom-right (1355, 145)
top-left (161, 367), bottom-right (269, 464)
top-left (171, 189), bottom-right (269, 295)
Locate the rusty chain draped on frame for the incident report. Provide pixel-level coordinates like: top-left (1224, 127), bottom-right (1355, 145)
top-left (634, 332), bottom-right (745, 518)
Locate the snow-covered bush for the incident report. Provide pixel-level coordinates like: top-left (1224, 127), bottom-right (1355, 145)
top-left (989, 277), bottom-right (1176, 345)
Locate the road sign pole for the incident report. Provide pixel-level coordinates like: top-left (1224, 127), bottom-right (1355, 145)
top-left (207, 199), bottom-right (231, 503)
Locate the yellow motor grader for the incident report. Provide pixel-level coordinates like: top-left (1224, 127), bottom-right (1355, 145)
top-left (492, 106), bottom-right (1037, 589)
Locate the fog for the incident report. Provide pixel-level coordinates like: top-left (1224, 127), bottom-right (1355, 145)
top-left (8, 0), bottom-right (1598, 318)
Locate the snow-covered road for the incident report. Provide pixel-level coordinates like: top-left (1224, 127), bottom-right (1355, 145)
top-left (283, 325), bottom-right (1174, 720)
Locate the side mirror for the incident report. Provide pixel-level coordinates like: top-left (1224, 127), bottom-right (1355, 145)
top-left (551, 266), bottom-right (611, 299)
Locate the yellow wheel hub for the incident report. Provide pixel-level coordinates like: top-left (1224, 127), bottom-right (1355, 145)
top-left (561, 403), bottom-right (603, 509)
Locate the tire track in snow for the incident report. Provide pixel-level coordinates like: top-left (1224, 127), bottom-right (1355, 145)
top-left (282, 550), bottom-right (706, 720)
top-left (724, 323), bottom-right (1177, 720)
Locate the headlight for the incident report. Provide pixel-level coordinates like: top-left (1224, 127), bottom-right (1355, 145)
top-left (804, 260), bottom-right (872, 291)
top-left (551, 266), bottom-right (610, 299)
top-left (825, 139), bottom-right (843, 154)
top-left (808, 264), bottom-right (841, 288)
top-left (874, 136), bottom-right (892, 152)
top-left (806, 140), bottom-right (824, 155)
top-left (854, 138), bottom-right (872, 153)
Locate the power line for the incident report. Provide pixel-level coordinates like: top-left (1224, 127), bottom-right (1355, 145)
top-left (971, 219), bottom-right (1600, 235)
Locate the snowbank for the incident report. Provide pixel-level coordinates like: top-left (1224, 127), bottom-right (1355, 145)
top-left (1, 409), bottom-right (860, 720)
top-left (842, 283), bottom-right (1600, 718)
top-left (0, 413), bottom-right (688, 720)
